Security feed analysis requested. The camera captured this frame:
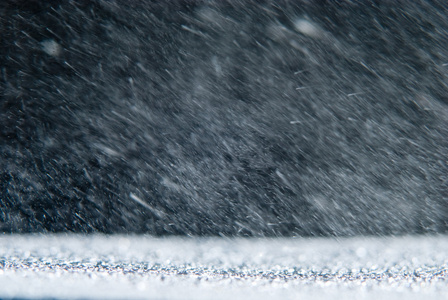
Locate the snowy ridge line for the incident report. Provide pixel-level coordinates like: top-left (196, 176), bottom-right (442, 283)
top-left (1, 235), bottom-right (448, 299)
top-left (1, 259), bottom-right (447, 285)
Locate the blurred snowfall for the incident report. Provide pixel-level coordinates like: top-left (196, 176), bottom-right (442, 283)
top-left (0, 1), bottom-right (448, 236)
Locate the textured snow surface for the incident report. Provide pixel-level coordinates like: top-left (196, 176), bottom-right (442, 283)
top-left (1, 235), bottom-right (448, 299)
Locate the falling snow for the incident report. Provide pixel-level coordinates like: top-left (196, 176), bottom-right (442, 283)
top-left (1, 2), bottom-right (448, 236)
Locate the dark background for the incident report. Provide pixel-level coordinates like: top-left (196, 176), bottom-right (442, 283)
top-left (1, 0), bottom-right (447, 236)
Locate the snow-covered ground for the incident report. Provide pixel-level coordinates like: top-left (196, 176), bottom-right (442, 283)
top-left (1, 235), bottom-right (447, 299)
